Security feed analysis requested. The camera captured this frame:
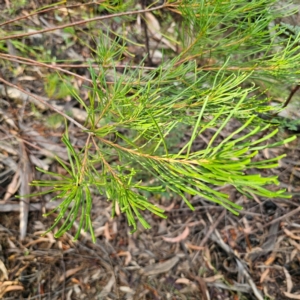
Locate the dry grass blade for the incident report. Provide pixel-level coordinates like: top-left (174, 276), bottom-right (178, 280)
top-left (260, 268), bottom-right (270, 284)
top-left (192, 210), bottom-right (226, 262)
top-left (194, 276), bottom-right (209, 300)
top-left (98, 275), bottom-right (115, 298)
top-left (0, 260), bottom-right (8, 281)
top-left (0, 200), bottom-right (63, 212)
top-left (0, 5), bottom-right (167, 41)
top-left (235, 259), bottom-right (264, 300)
top-left (141, 256), bottom-right (180, 276)
top-left (162, 226), bottom-right (190, 243)
top-left (249, 214), bottom-right (280, 261)
top-left (18, 141), bottom-right (32, 240)
top-left (210, 229), bottom-right (264, 300)
top-left (263, 206), bottom-right (300, 227)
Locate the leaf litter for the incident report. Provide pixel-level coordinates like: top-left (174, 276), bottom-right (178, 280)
top-left (0, 1), bottom-right (300, 300)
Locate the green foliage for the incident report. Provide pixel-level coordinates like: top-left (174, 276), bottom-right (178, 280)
top-left (280, 22), bottom-right (300, 38)
top-left (46, 113), bottom-right (65, 129)
top-left (45, 73), bottom-right (74, 99)
top-left (23, 0), bottom-right (300, 239)
top-left (6, 0), bottom-right (28, 15)
top-left (283, 118), bottom-right (300, 131)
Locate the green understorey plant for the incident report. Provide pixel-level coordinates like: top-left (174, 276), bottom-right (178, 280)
top-left (7, 0), bottom-right (300, 241)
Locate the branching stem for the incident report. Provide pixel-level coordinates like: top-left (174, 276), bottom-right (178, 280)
top-left (97, 136), bottom-right (208, 166)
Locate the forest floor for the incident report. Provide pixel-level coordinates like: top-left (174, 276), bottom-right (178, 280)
top-left (1, 1), bottom-right (300, 300)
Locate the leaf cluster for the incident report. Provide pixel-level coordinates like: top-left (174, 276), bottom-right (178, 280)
top-left (16, 0), bottom-right (300, 239)
top-left (30, 63), bottom-right (296, 239)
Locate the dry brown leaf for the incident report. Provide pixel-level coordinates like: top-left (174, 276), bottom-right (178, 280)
top-left (117, 251), bottom-right (132, 266)
top-left (185, 243), bottom-right (205, 251)
top-left (120, 286), bottom-right (134, 293)
top-left (115, 201), bottom-right (120, 216)
top-left (24, 237), bottom-right (54, 248)
top-left (179, 283), bottom-right (199, 294)
top-left (0, 282), bottom-right (24, 299)
top-left (283, 267), bottom-right (293, 293)
top-left (283, 292), bottom-right (300, 299)
top-left (18, 76), bottom-right (37, 81)
top-left (0, 260), bottom-right (8, 281)
top-left (59, 266), bottom-right (83, 283)
top-left (163, 226), bottom-right (190, 243)
top-left (5, 116), bottom-right (18, 128)
top-left (94, 226), bottom-right (105, 237)
top-left (263, 148), bottom-right (270, 159)
top-left (291, 248), bottom-right (298, 261)
top-left (71, 278), bottom-right (80, 284)
top-left (242, 217), bottom-right (253, 235)
top-left (175, 278), bottom-right (191, 285)
top-left (142, 256), bottom-right (180, 276)
top-left (6, 238), bottom-right (16, 249)
top-left (204, 246), bottom-right (212, 264)
top-left (145, 12), bottom-right (160, 32)
top-left (289, 238), bottom-right (300, 251)
top-left (0, 281), bottom-right (24, 298)
top-left (157, 202), bottom-right (175, 212)
top-left (260, 268), bottom-right (270, 283)
top-left (112, 221), bottom-right (118, 235)
top-left (203, 253), bottom-right (215, 271)
top-left (203, 275), bottom-right (223, 283)
top-left (144, 12), bottom-right (176, 51)
top-left (284, 227), bottom-right (300, 240)
top-left (187, 220), bottom-right (206, 227)
top-left (99, 275), bottom-right (115, 298)
top-left (104, 222), bottom-right (112, 240)
top-left (2, 285), bottom-right (24, 293)
top-left (195, 276), bottom-right (209, 300)
top-left (264, 252), bottom-right (276, 265)
top-left (3, 170), bottom-right (19, 202)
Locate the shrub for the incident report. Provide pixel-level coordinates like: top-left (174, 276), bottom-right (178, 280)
top-left (1, 0), bottom-right (299, 241)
